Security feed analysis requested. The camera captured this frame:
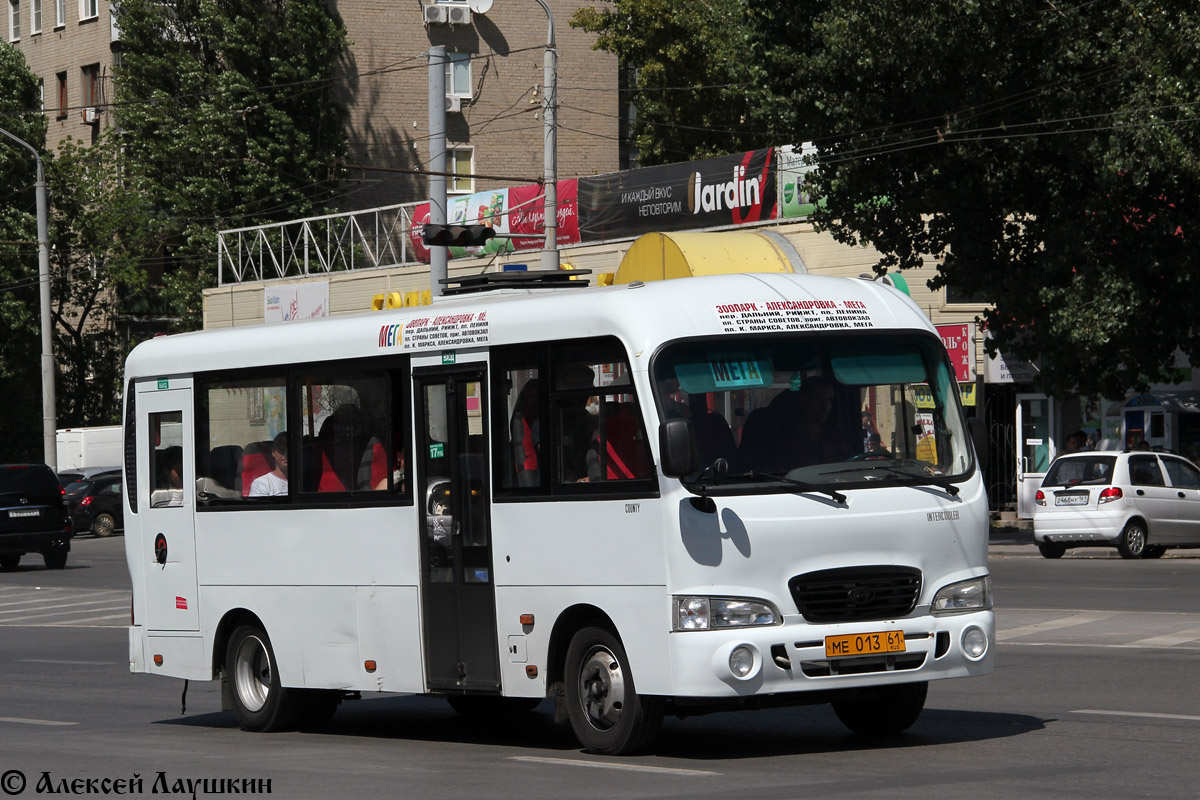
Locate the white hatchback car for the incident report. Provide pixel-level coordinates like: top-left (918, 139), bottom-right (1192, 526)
top-left (1033, 449), bottom-right (1200, 559)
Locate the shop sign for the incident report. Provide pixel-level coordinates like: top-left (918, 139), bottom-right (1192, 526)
top-left (264, 281), bottom-right (329, 323)
top-left (578, 148), bottom-right (777, 242)
top-left (936, 323), bottom-right (975, 383)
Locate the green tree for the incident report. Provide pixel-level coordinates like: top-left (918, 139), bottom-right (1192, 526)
top-left (750, 0), bottom-right (1200, 397)
top-left (113, 0), bottom-right (350, 328)
top-left (0, 43), bottom-right (49, 461)
top-left (46, 135), bottom-right (162, 427)
top-left (572, 0), bottom-right (769, 165)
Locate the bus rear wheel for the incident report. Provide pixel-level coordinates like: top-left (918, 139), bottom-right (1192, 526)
top-left (564, 626), bottom-right (662, 755)
top-left (832, 681), bottom-right (928, 736)
top-left (226, 624), bottom-right (304, 732)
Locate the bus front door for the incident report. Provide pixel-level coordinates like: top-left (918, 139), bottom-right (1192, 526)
top-left (137, 382), bottom-right (199, 632)
top-left (415, 368), bottom-right (500, 692)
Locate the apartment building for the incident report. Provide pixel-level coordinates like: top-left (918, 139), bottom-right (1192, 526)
top-left (9, 0), bottom-right (619, 208)
top-left (8, 0), bottom-right (114, 149)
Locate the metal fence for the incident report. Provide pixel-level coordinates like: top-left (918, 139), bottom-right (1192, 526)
top-left (217, 202), bottom-right (422, 286)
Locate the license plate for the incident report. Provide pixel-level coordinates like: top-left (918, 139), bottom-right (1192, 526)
top-left (8, 509), bottom-right (39, 518)
top-left (825, 630), bottom-right (906, 658)
top-left (1055, 494), bottom-right (1088, 506)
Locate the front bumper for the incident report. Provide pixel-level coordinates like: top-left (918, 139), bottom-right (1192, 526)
top-left (1033, 509), bottom-right (1124, 543)
top-left (666, 609), bottom-right (994, 698)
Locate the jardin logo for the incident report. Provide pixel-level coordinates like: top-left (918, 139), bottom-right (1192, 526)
top-left (685, 148), bottom-right (774, 224)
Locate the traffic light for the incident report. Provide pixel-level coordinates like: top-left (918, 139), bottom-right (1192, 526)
top-left (421, 224), bottom-right (496, 247)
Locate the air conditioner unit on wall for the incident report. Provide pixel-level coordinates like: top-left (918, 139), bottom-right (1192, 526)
top-left (446, 96), bottom-right (462, 113)
top-left (446, 4), bottom-right (471, 25)
top-left (81, 107), bottom-right (100, 124)
top-left (422, 4), bottom-right (447, 24)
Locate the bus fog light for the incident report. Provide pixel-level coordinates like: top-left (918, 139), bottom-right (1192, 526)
top-left (729, 645), bottom-right (756, 679)
top-left (961, 626), bottom-right (988, 660)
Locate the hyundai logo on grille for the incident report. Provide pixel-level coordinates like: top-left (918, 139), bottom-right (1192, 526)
top-left (847, 586), bottom-right (876, 605)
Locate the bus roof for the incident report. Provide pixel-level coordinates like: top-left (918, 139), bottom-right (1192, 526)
top-left (125, 272), bottom-right (935, 379)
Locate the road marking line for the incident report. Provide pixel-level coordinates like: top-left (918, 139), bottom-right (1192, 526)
top-left (0, 598), bottom-right (126, 616)
top-left (1126, 626), bottom-right (1200, 648)
top-left (21, 659), bottom-right (116, 665)
top-left (509, 756), bottom-right (716, 776)
top-left (45, 613), bottom-right (128, 625)
top-left (998, 642), bottom-right (1200, 652)
top-left (1073, 710), bottom-right (1200, 722)
top-left (0, 717), bottom-right (78, 726)
top-left (996, 611), bottom-right (1116, 641)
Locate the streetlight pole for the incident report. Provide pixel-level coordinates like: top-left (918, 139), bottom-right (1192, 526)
top-left (0, 126), bottom-right (56, 470)
top-left (428, 45), bottom-right (449, 297)
top-left (533, 0), bottom-right (559, 271)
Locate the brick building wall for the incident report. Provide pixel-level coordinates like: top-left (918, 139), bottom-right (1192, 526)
top-left (10, 0), bottom-right (114, 151)
top-left (332, 0), bottom-right (619, 211)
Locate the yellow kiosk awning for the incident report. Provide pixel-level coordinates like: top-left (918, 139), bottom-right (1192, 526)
top-left (613, 231), bottom-right (802, 284)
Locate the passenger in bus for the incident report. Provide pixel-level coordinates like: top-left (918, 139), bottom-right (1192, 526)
top-left (735, 377), bottom-right (848, 473)
top-left (248, 432), bottom-right (289, 497)
top-left (558, 364), bottom-right (597, 483)
top-left (509, 378), bottom-right (541, 487)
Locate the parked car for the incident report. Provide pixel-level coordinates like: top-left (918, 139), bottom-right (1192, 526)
top-left (56, 465), bottom-right (121, 490)
top-left (1033, 449), bottom-right (1200, 559)
top-left (64, 475), bottom-right (124, 537)
top-left (0, 463), bottom-right (73, 570)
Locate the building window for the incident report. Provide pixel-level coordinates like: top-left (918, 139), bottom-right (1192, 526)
top-left (445, 52), bottom-right (471, 98)
top-left (29, 0), bottom-right (39, 33)
top-left (78, 0), bottom-right (94, 20)
top-left (54, 0), bottom-right (62, 27)
top-left (8, 0), bottom-right (18, 41)
top-left (448, 147), bottom-right (473, 194)
top-left (81, 63), bottom-right (99, 107)
top-left (55, 71), bottom-right (67, 119)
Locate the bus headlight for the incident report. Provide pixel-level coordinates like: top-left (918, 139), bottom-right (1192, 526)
top-left (673, 596), bottom-right (780, 631)
top-left (931, 576), bottom-right (992, 616)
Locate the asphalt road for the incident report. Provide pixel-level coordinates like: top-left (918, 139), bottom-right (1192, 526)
top-left (0, 536), bottom-right (1198, 799)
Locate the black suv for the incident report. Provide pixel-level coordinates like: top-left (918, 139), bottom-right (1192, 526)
top-left (0, 464), bottom-right (73, 570)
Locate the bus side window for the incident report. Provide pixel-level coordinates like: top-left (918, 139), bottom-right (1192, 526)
top-left (498, 367), bottom-right (543, 490)
top-left (196, 377), bottom-right (286, 503)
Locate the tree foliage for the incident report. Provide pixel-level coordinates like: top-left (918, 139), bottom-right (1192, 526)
top-left (113, 0), bottom-right (350, 327)
top-left (578, 0), bottom-right (1200, 397)
top-left (47, 135), bottom-right (161, 427)
top-left (572, 0), bottom-right (769, 165)
top-left (0, 43), bottom-right (49, 461)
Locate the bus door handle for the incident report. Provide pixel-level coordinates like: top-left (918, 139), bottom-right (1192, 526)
top-left (452, 520), bottom-right (462, 537)
top-left (1179, 492), bottom-right (1187, 499)
top-left (1136, 489), bottom-right (1145, 496)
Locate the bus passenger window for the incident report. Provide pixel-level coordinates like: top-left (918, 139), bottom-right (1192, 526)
top-left (498, 368), bottom-right (542, 489)
top-left (299, 374), bottom-right (390, 494)
top-left (196, 377), bottom-right (286, 502)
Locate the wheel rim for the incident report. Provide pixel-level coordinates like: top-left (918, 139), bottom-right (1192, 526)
top-left (233, 635), bottom-right (271, 713)
top-left (1126, 526), bottom-right (1145, 555)
top-left (577, 645), bottom-right (626, 732)
top-left (93, 515), bottom-right (114, 537)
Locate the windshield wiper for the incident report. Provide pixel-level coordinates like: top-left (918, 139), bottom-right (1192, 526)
top-left (742, 470), bottom-right (847, 504)
top-left (828, 462), bottom-right (960, 496)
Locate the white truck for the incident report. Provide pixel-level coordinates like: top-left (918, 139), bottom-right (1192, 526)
top-left (56, 426), bottom-right (123, 471)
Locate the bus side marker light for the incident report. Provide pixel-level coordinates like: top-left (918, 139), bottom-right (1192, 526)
top-left (153, 654), bottom-right (163, 666)
top-left (526, 665), bottom-right (538, 678)
top-left (364, 660), bottom-right (377, 673)
top-left (520, 614), bottom-right (534, 626)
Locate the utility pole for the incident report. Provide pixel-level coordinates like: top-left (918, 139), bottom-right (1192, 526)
top-left (0, 126), bottom-right (56, 470)
top-left (533, 0), bottom-right (559, 271)
top-left (428, 45), bottom-right (448, 297)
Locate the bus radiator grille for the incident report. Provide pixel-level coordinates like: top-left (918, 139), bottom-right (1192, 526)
top-left (788, 566), bottom-right (922, 623)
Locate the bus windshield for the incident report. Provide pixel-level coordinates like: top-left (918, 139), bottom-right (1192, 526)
top-left (653, 333), bottom-right (973, 491)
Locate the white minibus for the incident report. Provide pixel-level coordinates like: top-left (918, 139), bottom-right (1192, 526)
top-left (122, 267), bottom-right (993, 754)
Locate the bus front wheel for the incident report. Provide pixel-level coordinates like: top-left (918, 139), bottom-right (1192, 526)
top-left (564, 626), bottom-right (662, 755)
top-left (226, 624), bottom-right (303, 732)
top-left (832, 681), bottom-right (928, 736)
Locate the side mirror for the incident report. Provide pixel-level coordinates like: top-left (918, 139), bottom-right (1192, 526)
top-left (659, 418), bottom-right (698, 478)
top-left (967, 417), bottom-right (989, 465)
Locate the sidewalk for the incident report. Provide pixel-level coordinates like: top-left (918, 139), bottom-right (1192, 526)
top-left (988, 519), bottom-right (1036, 556)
